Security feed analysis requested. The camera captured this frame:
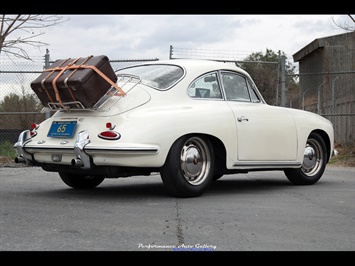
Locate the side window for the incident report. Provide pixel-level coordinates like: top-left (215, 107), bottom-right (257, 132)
top-left (247, 80), bottom-right (261, 103)
top-left (222, 72), bottom-right (251, 102)
top-left (188, 73), bottom-right (222, 99)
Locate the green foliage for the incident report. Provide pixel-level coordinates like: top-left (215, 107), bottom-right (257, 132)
top-left (0, 92), bottom-right (44, 130)
top-left (0, 140), bottom-right (17, 159)
top-left (238, 48), bottom-right (299, 105)
top-left (0, 92), bottom-right (42, 112)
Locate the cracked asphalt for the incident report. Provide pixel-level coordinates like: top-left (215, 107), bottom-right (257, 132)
top-left (0, 165), bottom-right (354, 251)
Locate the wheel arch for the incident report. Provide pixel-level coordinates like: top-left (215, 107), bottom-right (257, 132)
top-left (168, 133), bottom-right (227, 175)
top-left (310, 129), bottom-right (331, 163)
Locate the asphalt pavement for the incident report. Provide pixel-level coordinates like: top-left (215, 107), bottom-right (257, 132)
top-left (0, 165), bottom-right (354, 252)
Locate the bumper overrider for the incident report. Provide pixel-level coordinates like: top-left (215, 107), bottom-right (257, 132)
top-left (14, 130), bottom-right (159, 175)
top-left (14, 130), bottom-right (33, 165)
top-left (14, 130), bottom-right (92, 168)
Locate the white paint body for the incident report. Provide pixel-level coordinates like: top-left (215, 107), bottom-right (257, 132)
top-left (19, 59), bottom-right (334, 173)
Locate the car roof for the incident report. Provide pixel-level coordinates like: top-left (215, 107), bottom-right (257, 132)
top-left (146, 59), bottom-right (251, 77)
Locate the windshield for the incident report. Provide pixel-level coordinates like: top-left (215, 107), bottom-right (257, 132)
top-left (116, 64), bottom-right (184, 90)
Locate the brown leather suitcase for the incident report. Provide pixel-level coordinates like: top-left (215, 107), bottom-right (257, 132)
top-left (30, 55), bottom-right (119, 108)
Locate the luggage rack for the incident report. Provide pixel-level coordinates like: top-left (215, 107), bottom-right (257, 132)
top-left (44, 74), bottom-right (142, 112)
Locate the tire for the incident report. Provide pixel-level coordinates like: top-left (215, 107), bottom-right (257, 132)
top-left (160, 135), bottom-right (214, 197)
top-left (284, 132), bottom-right (327, 185)
top-left (59, 172), bottom-right (105, 189)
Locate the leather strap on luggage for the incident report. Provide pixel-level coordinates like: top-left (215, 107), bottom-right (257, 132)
top-left (63, 55), bottom-right (93, 102)
top-left (44, 56), bottom-right (125, 109)
top-left (40, 58), bottom-right (71, 103)
top-left (51, 57), bottom-right (81, 109)
top-left (72, 65), bottom-right (126, 97)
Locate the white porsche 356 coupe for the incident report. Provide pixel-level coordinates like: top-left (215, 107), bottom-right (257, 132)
top-left (14, 59), bottom-right (335, 197)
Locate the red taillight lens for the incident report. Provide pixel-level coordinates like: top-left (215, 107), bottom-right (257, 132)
top-left (105, 122), bottom-right (115, 130)
top-left (98, 131), bottom-right (120, 140)
top-left (30, 123), bottom-right (39, 137)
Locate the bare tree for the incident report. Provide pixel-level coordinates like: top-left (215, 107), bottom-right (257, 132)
top-left (0, 14), bottom-right (68, 61)
top-left (332, 14), bottom-right (355, 32)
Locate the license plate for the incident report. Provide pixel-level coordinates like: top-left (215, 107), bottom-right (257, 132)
top-left (48, 121), bottom-right (77, 138)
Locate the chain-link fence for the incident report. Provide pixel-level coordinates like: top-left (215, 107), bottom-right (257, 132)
top-left (170, 45), bottom-right (281, 105)
top-left (289, 71), bottom-right (354, 145)
top-left (0, 53), bottom-right (159, 143)
top-left (1, 44), bottom-right (354, 147)
top-left (290, 41), bottom-right (355, 145)
top-left (171, 45), bottom-right (355, 146)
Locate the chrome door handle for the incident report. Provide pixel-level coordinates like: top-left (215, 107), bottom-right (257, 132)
top-left (237, 116), bottom-right (249, 122)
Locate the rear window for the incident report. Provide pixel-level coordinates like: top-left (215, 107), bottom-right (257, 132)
top-left (116, 64), bottom-right (184, 90)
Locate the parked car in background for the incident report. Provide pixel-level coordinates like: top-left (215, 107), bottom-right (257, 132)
top-left (14, 59), bottom-right (335, 197)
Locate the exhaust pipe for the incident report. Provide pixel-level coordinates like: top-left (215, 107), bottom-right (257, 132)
top-left (71, 158), bottom-right (83, 167)
top-left (15, 157), bottom-right (26, 164)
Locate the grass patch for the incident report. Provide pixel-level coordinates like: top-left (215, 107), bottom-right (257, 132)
top-left (329, 143), bottom-right (355, 167)
top-left (0, 140), bottom-right (17, 160)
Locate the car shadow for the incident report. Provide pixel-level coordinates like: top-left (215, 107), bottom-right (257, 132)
top-left (27, 174), bottom-right (294, 200)
top-left (207, 176), bottom-right (292, 195)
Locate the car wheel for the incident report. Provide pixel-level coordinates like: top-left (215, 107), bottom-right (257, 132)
top-left (59, 172), bottom-right (105, 189)
top-left (160, 135), bottom-right (214, 197)
top-left (284, 132), bottom-right (327, 185)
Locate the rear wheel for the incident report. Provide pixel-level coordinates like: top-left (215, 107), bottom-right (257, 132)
top-left (284, 132), bottom-right (327, 185)
top-left (160, 135), bottom-right (214, 197)
top-left (59, 172), bottom-right (105, 189)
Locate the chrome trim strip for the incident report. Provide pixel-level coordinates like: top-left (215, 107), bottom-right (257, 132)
top-left (23, 146), bottom-right (158, 154)
top-left (85, 147), bottom-right (159, 154)
top-left (233, 162), bottom-right (302, 168)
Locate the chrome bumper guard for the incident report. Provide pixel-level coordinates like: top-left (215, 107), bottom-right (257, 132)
top-left (71, 130), bottom-right (92, 169)
top-left (14, 130), bottom-right (93, 169)
top-left (13, 130), bottom-right (33, 165)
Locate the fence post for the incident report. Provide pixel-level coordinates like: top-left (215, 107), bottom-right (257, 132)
top-left (332, 76), bottom-right (339, 115)
top-left (280, 55), bottom-right (286, 107)
top-left (44, 49), bottom-right (50, 69)
top-left (44, 49), bottom-right (50, 119)
top-left (169, 45), bottom-right (173, 59)
top-left (317, 81), bottom-right (325, 114)
top-left (275, 51), bottom-right (281, 106)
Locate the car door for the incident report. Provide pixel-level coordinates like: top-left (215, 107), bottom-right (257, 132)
top-left (221, 71), bottom-right (298, 162)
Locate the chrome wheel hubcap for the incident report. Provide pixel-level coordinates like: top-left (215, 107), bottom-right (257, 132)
top-left (301, 139), bottom-right (323, 176)
top-left (180, 137), bottom-right (210, 185)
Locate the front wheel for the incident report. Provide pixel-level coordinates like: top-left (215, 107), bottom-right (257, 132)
top-left (284, 132), bottom-right (327, 185)
top-left (59, 172), bottom-right (105, 189)
top-left (160, 135), bottom-right (214, 197)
